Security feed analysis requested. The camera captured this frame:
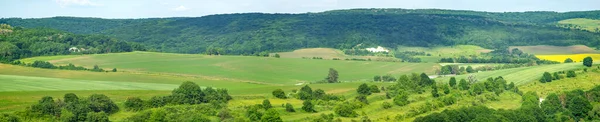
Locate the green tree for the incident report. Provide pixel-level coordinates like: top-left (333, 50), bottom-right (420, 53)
top-left (64, 93), bottom-right (79, 103)
top-left (564, 58), bottom-right (574, 63)
top-left (30, 96), bottom-right (61, 116)
top-left (298, 85), bottom-right (313, 100)
top-left (567, 70), bottom-right (577, 78)
top-left (171, 81), bottom-right (205, 104)
top-left (313, 89), bottom-right (326, 99)
top-left (355, 95), bottom-right (368, 104)
top-left (442, 85), bottom-right (451, 94)
top-left (88, 94), bottom-right (119, 114)
top-left (86, 112), bottom-right (109, 122)
top-left (272, 89), bottom-right (286, 99)
top-left (0, 113), bottom-right (21, 122)
top-left (274, 53), bottom-right (280, 58)
top-left (449, 77), bottom-right (457, 88)
top-left (420, 73), bottom-right (433, 86)
top-left (552, 72), bottom-right (560, 80)
top-left (459, 79), bottom-right (469, 90)
top-left (539, 72), bottom-right (553, 83)
top-left (334, 103), bottom-right (358, 117)
top-left (111, 68), bottom-right (117, 72)
top-left (326, 68), bottom-right (339, 83)
top-left (285, 103), bottom-right (295, 112)
top-left (583, 56), bottom-right (593, 67)
top-left (357, 83), bottom-right (372, 95)
top-left (466, 66), bottom-right (475, 73)
top-left (393, 90), bottom-right (410, 106)
top-left (431, 86), bottom-right (440, 97)
top-left (246, 106), bottom-right (263, 121)
top-left (261, 109), bottom-right (283, 122)
top-left (541, 93), bottom-right (562, 116)
top-left (124, 97), bottom-right (145, 111)
top-left (567, 96), bottom-right (593, 120)
top-left (262, 99), bottom-right (272, 110)
top-left (302, 100), bottom-right (316, 112)
top-left (470, 83), bottom-right (485, 95)
top-left (369, 85), bottom-right (380, 93)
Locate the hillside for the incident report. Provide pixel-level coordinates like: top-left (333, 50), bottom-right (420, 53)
top-left (2, 9), bottom-right (600, 55)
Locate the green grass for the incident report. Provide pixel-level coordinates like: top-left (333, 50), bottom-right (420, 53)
top-left (520, 70), bottom-right (600, 97)
top-left (435, 63), bottom-right (585, 85)
top-left (558, 18), bottom-right (600, 32)
top-left (0, 74), bottom-right (178, 91)
top-left (21, 51), bottom-right (439, 85)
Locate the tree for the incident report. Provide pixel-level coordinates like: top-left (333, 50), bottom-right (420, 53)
top-left (567, 96), bottom-right (592, 120)
top-left (357, 83), bottom-right (371, 95)
top-left (326, 68), bottom-right (339, 83)
top-left (466, 66), bottom-right (475, 73)
top-left (274, 53), bottom-right (280, 58)
top-left (218, 109), bottom-right (233, 121)
top-left (382, 102), bottom-right (392, 109)
top-left (420, 73), bottom-right (433, 86)
top-left (30, 96), bottom-right (61, 116)
top-left (285, 103), bottom-right (295, 112)
top-left (171, 81), bottom-right (204, 104)
top-left (111, 68), bottom-right (117, 72)
top-left (298, 85), bottom-right (313, 100)
top-left (564, 58), bottom-right (574, 63)
top-left (86, 112), bottom-right (109, 122)
top-left (334, 103), bottom-right (358, 117)
top-left (124, 97), bottom-right (145, 111)
top-left (261, 109), bottom-right (283, 122)
top-left (442, 85), bottom-right (451, 94)
top-left (88, 94), bottom-right (119, 114)
top-left (262, 99), bottom-right (272, 110)
top-left (567, 70), bottom-right (577, 78)
top-left (552, 72), bottom-right (560, 80)
top-left (355, 95), bottom-right (368, 104)
top-left (539, 72), bottom-right (553, 83)
top-left (449, 77), bottom-right (457, 88)
top-left (393, 90), bottom-right (409, 106)
top-left (369, 85), bottom-right (380, 93)
top-left (470, 83), bottom-right (485, 95)
top-left (313, 89), bottom-right (326, 99)
top-left (541, 93), bottom-right (562, 116)
top-left (64, 93), bottom-right (79, 103)
top-left (302, 100), bottom-right (316, 112)
top-left (459, 79), bottom-right (469, 90)
top-left (272, 89), bottom-right (286, 99)
top-left (431, 86), bottom-right (440, 97)
top-left (584, 56), bottom-right (593, 67)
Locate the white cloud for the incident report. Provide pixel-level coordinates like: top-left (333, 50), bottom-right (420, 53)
top-left (55, 0), bottom-right (101, 8)
top-left (173, 5), bottom-right (190, 11)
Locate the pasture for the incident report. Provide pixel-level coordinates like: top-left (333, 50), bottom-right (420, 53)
top-left (511, 45), bottom-right (599, 55)
top-left (558, 18), bottom-right (600, 32)
top-left (536, 54), bottom-right (600, 63)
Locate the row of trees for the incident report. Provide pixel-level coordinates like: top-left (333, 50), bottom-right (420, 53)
top-left (438, 48), bottom-right (559, 64)
top-left (22, 93), bottom-right (118, 122)
top-left (18, 61), bottom-right (115, 72)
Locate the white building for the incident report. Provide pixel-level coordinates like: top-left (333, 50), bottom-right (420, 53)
top-left (366, 46), bottom-right (389, 53)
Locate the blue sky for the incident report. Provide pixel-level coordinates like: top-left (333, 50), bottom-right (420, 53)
top-left (1, 0), bottom-right (599, 19)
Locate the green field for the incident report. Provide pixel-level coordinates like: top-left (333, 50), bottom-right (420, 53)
top-left (21, 51), bottom-right (439, 85)
top-left (397, 45), bottom-right (492, 57)
top-left (558, 18), bottom-right (600, 32)
top-left (435, 63), bottom-right (586, 85)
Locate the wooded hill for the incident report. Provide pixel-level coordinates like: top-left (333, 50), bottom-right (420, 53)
top-left (1, 9), bottom-right (600, 55)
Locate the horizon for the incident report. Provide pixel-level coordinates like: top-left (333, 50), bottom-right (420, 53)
top-left (1, 0), bottom-right (599, 19)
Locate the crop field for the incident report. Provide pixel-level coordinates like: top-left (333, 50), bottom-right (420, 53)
top-left (536, 54), bottom-right (600, 63)
top-left (435, 63), bottom-right (585, 85)
top-left (511, 45), bottom-right (599, 55)
top-left (558, 18), bottom-right (600, 32)
top-left (397, 45), bottom-right (493, 57)
top-left (21, 51), bottom-right (439, 85)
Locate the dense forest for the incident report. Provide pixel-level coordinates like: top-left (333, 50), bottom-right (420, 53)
top-left (0, 24), bottom-right (144, 62)
top-left (1, 9), bottom-right (600, 55)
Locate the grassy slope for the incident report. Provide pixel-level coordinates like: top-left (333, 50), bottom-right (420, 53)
top-left (21, 52), bottom-right (439, 85)
top-left (558, 18), bottom-right (600, 32)
top-left (436, 63), bottom-right (585, 85)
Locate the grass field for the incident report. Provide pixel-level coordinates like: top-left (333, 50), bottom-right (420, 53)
top-left (397, 45), bottom-right (492, 57)
top-left (558, 18), bottom-right (600, 32)
top-left (511, 45), bottom-right (599, 55)
top-left (21, 51), bottom-right (439, 85)
top-left (436, 63), bottom-right (585, 85)
top-left (536, 54), bottom-right (600, 63)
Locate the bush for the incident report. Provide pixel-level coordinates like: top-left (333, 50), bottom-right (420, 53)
top-left (262, 99), bottom-right (272, 110)
top-left (272, 89), bottom-right (287, 99)
top-left (302, 100), bottom-right (316, 112)
top-left (124, 97), bottom-right (145, 111)
top-left (382, 102), bottom-right (393, 109)
top-left (334, 103), bottom-right (358, 117)
top-left (355, 95), bottom-right (368, 104)
top-left (0, 113), bottom-right (20, 122)
top-left (285, 103), bottom-right (295, 112)
top-left (357, 83), bottom-right (372, 95)
top-left (393, 91), bottom-right (410, 106)
top-left (30, 96), bottom-right (61, 117)
top-left (86, 112), bottom-right (109, 122)
top-left (583, 56), bottom-right (593, 67)
top-left (369, 85), bottom-right (380, 93)
top-left (88, 94), bottom-right (119, 114)
top-left (567, 70), bottom-right (577, 78)
top-left (147, 96), bottom-right (167, 108)
top-left (261, 109), bottom-right (283, 122)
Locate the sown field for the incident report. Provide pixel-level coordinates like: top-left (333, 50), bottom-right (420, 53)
top-left (558, 18), bottom-right (600, 32)
top-left (397, 45), bottom-right (493, 57)
top-left (536, 54), bottom-right (600, 63)
top-left (21, 51), bottom-right (438, 85)
top-left (436, 63), bottom-right (585, 85)
top-left (511, 45), bottom-right (599, 55)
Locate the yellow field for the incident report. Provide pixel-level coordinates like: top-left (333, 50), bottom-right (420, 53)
top-left (536, 54), bottom-right (600, 63)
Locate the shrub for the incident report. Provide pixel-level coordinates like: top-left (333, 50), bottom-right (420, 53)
top-left (285, 103), bottom-right (295, 112)
top-left (334, 103), bottom-right (358, 117)
top-left (355, 95), bottom-right (368, 104)
top-left (86, 112), bottom-right (109, 122)
top-left (272, 89), bottom-right (286, 99)
top-left (393, 91), bottom-right (410, 106)
top-left (567, 70), bottom-right (577, 78)
top-left (124, 97), bottom-right (145, 111)
top-left (382, 102), bottom-right (392, 109)
top-left (88, 94), bottom-right (119, 114)
top-left (261, 109), bottom-right (283, 122)
top-left (369, 85), bottom-right (380, 93)
top-left (302, 100), bottom-right (316, 112)
top-left (357, 83), bottom-right (372, 95)
top-left (262, 99), bottom-right (272, 110)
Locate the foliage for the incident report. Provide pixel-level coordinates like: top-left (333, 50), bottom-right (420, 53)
top-left (539, 72), bottom-right (553, 83)
top-left (88, 94), bottom-right (119, 114)
top-left (369, 85), bottom-right (380, 93)
top-left (30, 96), bottom-right (61, 117)
top-left (85, 112), bottom-right (109, 122)
top-left (564, 58), bottom-right (574, 63)
top-left (334, 103), bottom-right (358, 117)
top-left (63, 93), bottom-right (79, 103)
top-left (357, 83), bottom-right (371, 95)
top-left (393, 90), bottom-right (410, 106)
top-left (584, 56), bottom-right (594, 67)
top-left (567, 70), bottom-right (577, 78)
top-left (458, 79), bottom-right (469, 90)
top-left (355, 95), bottom-right (368, 104)
top-left (285, 103), bottom-right (295, 112)
top-left (272, 89), bottom-right (286, 99)
top-left (567, 96), bottom-right (592, 120)
top-left (262, 99), bottom-right (272, 110)
top-left (448, 77), bottom-right (457, 88)
top-left (326, 68), bottom-right (339, 83)
top-left (124, 97), bottom-right (145, 111)
top-left (0, 113), bottom-right (21, 122)
top-left (541, 93), bottom-right (562, 116)
top-left (302, 100), bottom-right (316, 112)
top-left (261, 109), bottom-right (283, 122)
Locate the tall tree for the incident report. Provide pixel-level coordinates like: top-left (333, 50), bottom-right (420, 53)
top-left (449, 77), bottom-right (457, 88)
top-left (326, 68), bottom-right (339, 83)
top-left (583, 56), bottom-right (593, 67)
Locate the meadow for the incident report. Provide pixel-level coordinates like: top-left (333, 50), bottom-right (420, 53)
top-left (558, 18), bottom-right (600, 32)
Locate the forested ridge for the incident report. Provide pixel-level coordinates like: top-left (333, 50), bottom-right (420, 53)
top-left (2, 9), bottom-right (600, 55)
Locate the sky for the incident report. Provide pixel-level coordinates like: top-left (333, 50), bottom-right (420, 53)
top-left (1, 0), bottom-right (599, 19)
